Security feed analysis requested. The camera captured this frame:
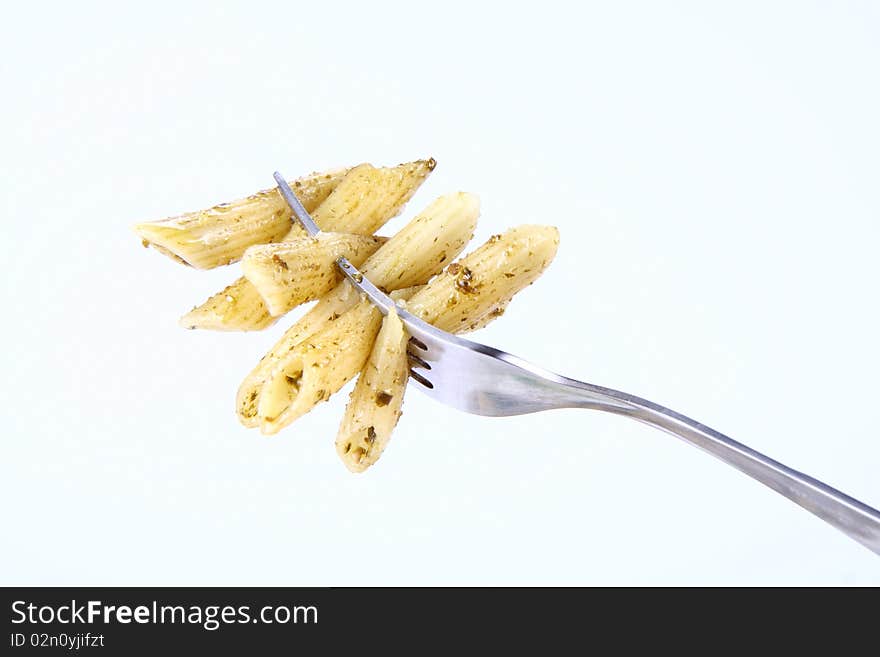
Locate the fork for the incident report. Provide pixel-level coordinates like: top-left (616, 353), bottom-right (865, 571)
top-left (274, 171), bottom-right (880, 556)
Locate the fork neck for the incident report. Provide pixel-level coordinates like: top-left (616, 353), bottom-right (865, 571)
top-left (555, 378), bottom-right (880, 555)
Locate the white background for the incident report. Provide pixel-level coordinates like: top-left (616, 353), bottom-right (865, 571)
top-left (2, 1), bottom-right (879, 585)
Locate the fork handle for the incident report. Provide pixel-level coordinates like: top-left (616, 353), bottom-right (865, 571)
top-left (565, 381), bottom-right (880, 555)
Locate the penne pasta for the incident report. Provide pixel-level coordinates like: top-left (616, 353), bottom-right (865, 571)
top-left (335, 307), bottom-right (408, 473)
top-left (241, 233), bottom-right (387, 316)
top-left (258, 300), bottom-right (383, 433)
top-left (257, 224), bottom-right (559, 436)
top-left (180, 159), bottom-right (435, 331)
top-left (280, 160), bottom-right (436, 240)
top-left (258, 289), bottom-right (416, 435)
top-left (179, 278), bottom-right (276, 331)
top-left (358, 192), bottom-right (478, 288)
top-left (135, 155), bottom-right (568, 473)
top-left (405, 225), bottom-right (559, 332)
top-left (134, 168), bottom-right (349, 269)
top-left (235, 286), bottom-right (362, 426)
top-left (235, 193), bottom-right (479, 426)
top-left (234, 285), bottom-right (424, 428)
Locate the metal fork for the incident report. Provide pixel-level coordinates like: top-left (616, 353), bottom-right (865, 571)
top-left (274, 171), bottom-right (880, 556)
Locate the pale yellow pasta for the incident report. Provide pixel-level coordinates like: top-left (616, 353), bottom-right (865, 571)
top-left (235, 285), bottom-right (363, 426)
top-left (405, 225), bottom-right (559, 332)
top-left (259, 301), bottom-right (382, 433)
top-left (257, 225), bottom-right (559, 436)
top-left (357, 192), bottom-right (478, 291)
top-left (180, 160), bottom-right (435, 331)
top-left (133, 150), bottom-right (570, 474)
top-left (241, 233), bottom-right (387, 316)
top-left (178, 276), bottom-right (275, 331)
top-left (258, 290), bottom-right (416, 435)
top-left (235, 193), bottom-right (478, 425)
top-left (134, 168), bottom-right (349, 269)
top-left (462, 297), bottom-right (510, 332)
top-left (234, 285), bottom-right (424, 428)
top-left (335, 307), bottom-right (408, 472)
top-left (280, 160), bottom-right (436, 240)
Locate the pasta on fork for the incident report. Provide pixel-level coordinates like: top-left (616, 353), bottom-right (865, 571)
top-left (134, 157), bottom-right (558, 472)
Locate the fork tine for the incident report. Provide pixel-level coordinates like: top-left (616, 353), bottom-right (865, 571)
top-left (274, 171), bottom-right (322, 237)
top-left (407, 351), bottom-right (431, 370)
top-left (409, 336), bottom-right (428, 351)
top-left (409, 369), bottom-right (434, 389)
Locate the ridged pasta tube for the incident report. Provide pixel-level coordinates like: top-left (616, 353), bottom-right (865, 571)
top-left (134, 168), bottom-right (348, 269)
top-left (241, 233), bottom-right (387, 316)
top-left (335, 307), bottom-right (409, 472)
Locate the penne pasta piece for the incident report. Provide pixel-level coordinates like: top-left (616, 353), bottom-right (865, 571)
top-left (181, 279), bottom-right (278, 332)
top-left (258, 300), bottom-right (383, 433)
top-left (235, 284), bottom-right (424, 427)
top-left (357, 191), bottom-right (478, 291)
top-left (405, 225), bottom-right (559, 332)
top-left (335, 306), bottom-right (409, 473)
top-left (235, 192), bottom-right (479, 424)
top-left (257, 225), bottom-right (558, 436)
top-left (281, 160), bottom-right (436, 240)
top-left (134, 168), bottom-right (349, 269)
top-left (236, 286), bottom-right (361, 426)
top-left (258, 289), bottom-right (416, 435)
top-left (180, 159), bottom-right (435, 331)
top-left (241, 232), bottom-right (387, 316)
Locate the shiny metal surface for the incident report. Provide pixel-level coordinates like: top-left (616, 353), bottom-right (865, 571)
top-left (274, 171), bottom-right (880, 556)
